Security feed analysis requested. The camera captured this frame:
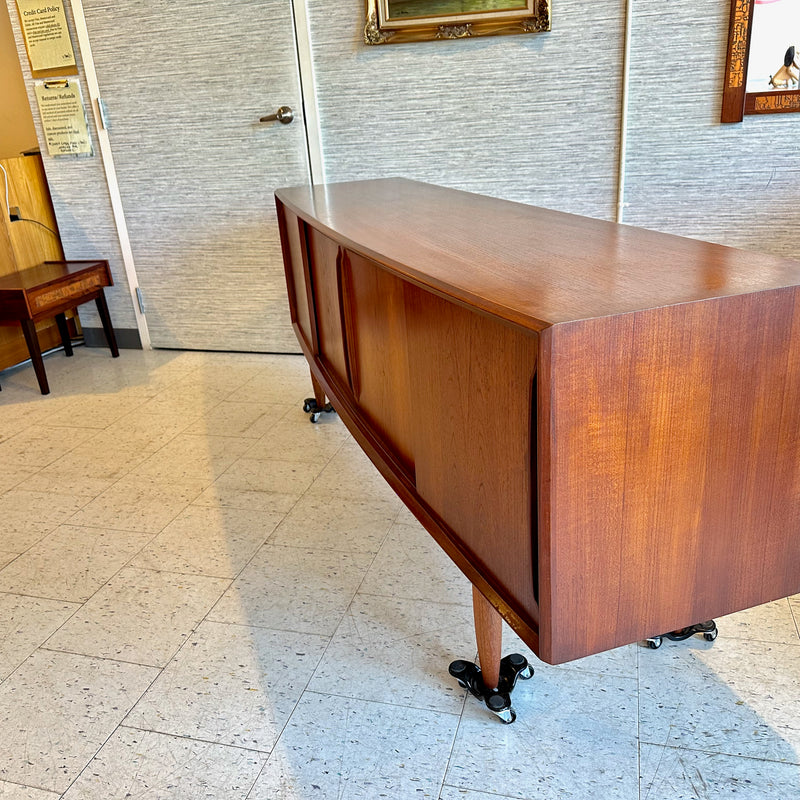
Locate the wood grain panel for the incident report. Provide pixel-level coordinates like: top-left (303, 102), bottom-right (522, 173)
top-left (278, 207), bottom-right (313, 353)
top-left (0, 154), bottom-right (66, 372)
top-left (346, 251), bottom-right (415, 477)
top-left (0, 154), bottom-right (63, 271)
top-left (278, 180), bottom-right (800, 333)
top-left (405, 285), bottom-right (539, 630)
top-left (307, 227), bottom-right (348, 390)
top-left (540, 289), bottom-right (800, 664)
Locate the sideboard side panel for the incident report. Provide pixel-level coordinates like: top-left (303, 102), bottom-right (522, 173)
top-left (542, 288), bottom-right (800, 664)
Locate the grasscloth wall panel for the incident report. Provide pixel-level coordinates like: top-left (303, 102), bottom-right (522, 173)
top-left (624, 0), bottom-right (800, 259)
top-left (3, 0), bottom-right (137, 335)
top-left (306, 0), bottom-right (625, 220)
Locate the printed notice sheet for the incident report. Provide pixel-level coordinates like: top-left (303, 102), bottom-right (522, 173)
top-left (16, 1), bottom-right (76, 73)
top-left (34, 80), bottom-right (93, 156)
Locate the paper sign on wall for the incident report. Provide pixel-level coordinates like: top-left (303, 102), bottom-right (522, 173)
top-left (34, 80), bottom-right (93, 157)
top-left (16, 1), bottom-right (76, 73)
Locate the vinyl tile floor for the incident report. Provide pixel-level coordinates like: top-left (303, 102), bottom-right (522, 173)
top-left (0, 347), bottom-right (799, 800)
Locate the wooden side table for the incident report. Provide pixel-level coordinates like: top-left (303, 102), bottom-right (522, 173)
top-left (0, 260), bottom-right (119, 394)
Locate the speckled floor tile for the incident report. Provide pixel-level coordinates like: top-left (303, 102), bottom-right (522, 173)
top-left (0, 490), bottom-right (88, 553)
top-left (61, 727), bottom-right (265, 800)
top-left (130, 504), bottom-right (283, 578)
top-left (133, 385), bottom-right (228, 417)
top-left (15, 469), bottom-right (117, 500)
top-left (439, 789), bottom-right (534, 800)
top-left (244, 418), bottom-right (348, 465)
top-left (715, 598), bottom-right (800, 645)
top-left (638, 637), bottom-right (800, 762)
top-left (67, 476), bottom-right (206, 533)
top-left (446, 666), bottom-right (639, 799)
top-left (183, 400), bottom-right (288, 438)
top-left (269, 492), bottom-right (397, 555)
top-left (0, 781), bottom-right (60, 799)
top-left (194, 458), bottom-right (318, 513)
top-left (248, 692), bottom-right (458, 800)
top-left (125, 620), bottom-right (327, 751)
top-left (0, 467), bottom-right (38, 495)
top-left (640, 744), bottom-right (800, 799)
top-left (502, 623), bottom-right (638, 680)
top-left (45, 566), bottom-right (230, 666)
top-left (224, 372), bottom-right (312, 405)
top-left (0, 425), bottom-right (94, 469)
top-left (130, 433), bottom-right (254, 483)
top-left (101, 410), bottom-right (196, 453)
top-left (309, 594), bottom-right (475, 713)
top-left (0, 649), bottom-right (157, 793)
top-left (788, 595), bottom-right (800, 635)
top-left (0, 594), bottom-right (78, 680)
top-left (209, 544), bottom-right (372, 636)
top-left (0, 553), bottom-right (16, 570)
top-left (306, 442), bottom-right (401, 504)
top-left (0, 525), bottom-right (153, 602)
top-left (41, 393), bottom-right (146, 429)
top-left (358, 522), bottom-right (472, 606)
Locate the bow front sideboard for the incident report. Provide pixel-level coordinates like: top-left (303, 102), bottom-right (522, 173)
top-left (275, 178), bottom-right (800, 715)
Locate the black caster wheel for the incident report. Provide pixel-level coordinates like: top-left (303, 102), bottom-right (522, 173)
top-left (703, 628), bottom-right (718, 642)
top-left (303, 398), bottom-right (315, 413)
top-left (646, 637), bottom-right (662, 649)
top-left (310, 411), bottom-right (321, 423)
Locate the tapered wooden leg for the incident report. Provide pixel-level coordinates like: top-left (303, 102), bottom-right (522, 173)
top-left (55, 313), bottom-right (73, 356)
top-left (20, 319), bottom-right (49, 395)
top-left (473, 585), bottom-right (502, 691)
top-left (310, 371), bottom-right (326, 408)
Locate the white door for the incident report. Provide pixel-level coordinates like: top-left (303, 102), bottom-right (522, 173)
top-left (81, 0), bottom-right (311, 351)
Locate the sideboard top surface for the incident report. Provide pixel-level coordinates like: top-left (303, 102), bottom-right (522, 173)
top-left (276, 178), bottom-right (800, 331)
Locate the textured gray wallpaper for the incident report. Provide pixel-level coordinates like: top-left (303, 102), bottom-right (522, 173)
top-left (4, 0), bottom-right (137, 334)
top-left (307, 0), bottom-right (625, 220)
top-left (624, 0), bottom-right (800, 260)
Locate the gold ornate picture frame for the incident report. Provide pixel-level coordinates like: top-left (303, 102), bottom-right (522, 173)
top-left (722, 0), bottom-right (800, 122)
top-left (364, 0), bottom-right (550, 45)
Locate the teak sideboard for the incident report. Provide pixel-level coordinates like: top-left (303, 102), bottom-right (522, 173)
top-left (275, 178), bottom-right (800, 710)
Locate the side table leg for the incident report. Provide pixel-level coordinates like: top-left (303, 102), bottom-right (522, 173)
top-left (95, 291), bottom-right (119, 357)
top-left (55, 313), bottom-right (74, 356)
top-left (20, 319), bottom-right (50, 395)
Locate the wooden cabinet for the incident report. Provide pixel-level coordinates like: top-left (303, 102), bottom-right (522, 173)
top-left (0, 152), bottom-right (66, 372)
top-left (276, 178), bottom-right (800, 668)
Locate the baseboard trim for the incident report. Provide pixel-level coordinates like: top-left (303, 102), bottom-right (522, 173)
top-left (82, 327), bottom-right (142, 349)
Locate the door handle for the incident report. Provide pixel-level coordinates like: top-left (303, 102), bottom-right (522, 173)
top-left (259, 106), bottom-right (293, 124)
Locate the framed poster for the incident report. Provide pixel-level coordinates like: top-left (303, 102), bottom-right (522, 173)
top-left (722, 0), bottom-right (800, 121)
